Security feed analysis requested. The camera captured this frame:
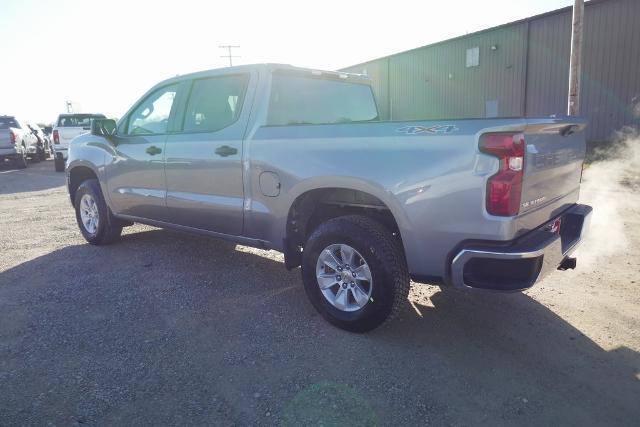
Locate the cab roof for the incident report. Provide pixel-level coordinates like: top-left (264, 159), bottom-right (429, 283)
top-left (160, 63), bottom-right (371, 86)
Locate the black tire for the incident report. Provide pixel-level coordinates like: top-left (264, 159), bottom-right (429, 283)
top-left (74, 179), bottom-right (122, 245)
top-left (15, 149), bottom-right (27, 169)
top-left (301, 215), bottom-right (410, 333)
top-left (54, 157), bottom-right (65, 172)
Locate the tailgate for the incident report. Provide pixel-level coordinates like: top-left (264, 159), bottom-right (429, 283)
top-left (0, 129), bottom-right (14, 149)
top-left (58, 127), bottom-right (88, 143)
top-left (519, 118), bottom-right (586, 220)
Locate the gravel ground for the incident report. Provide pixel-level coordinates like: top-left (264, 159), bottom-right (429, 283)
top-left (0, 159), bottom-right (638, 426)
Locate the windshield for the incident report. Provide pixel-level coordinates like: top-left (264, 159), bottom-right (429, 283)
top-left (0, 117), bottom-right (19, 129)
top-left (57, 114), bottom-right (105, 127)
top-left (267, 72), bottom-right (378, 125)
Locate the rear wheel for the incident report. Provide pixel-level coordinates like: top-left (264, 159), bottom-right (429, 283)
top-left (54, 157), bottom-right (65, 172)
top-left (15, 149), bottom-right (27, 169)
top-left (74, 179), bottom-right (122, 245)
top-left (301, 215), bottom-right (410, 332)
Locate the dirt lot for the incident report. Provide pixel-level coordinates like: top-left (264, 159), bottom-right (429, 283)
top-left (1, 159), bottom-right (638, 426)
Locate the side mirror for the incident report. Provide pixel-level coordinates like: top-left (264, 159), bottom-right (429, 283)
top-left (91, 118), bottom-right (118, 137)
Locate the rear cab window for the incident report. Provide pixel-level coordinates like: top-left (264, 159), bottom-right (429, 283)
top-left (267, 71), bottom-right (379, 126)
top-left (57, 114), bottom-right (106, 128)
top-left (0, 117), bottom-right (20, 129)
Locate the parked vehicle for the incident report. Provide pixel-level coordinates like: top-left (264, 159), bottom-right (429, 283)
top-left (27, 123), bottom-right (52, 160)
top-left (0, 115), bottom-right (37, 168)
top-left (52, 113), bottom-right (105, 171)
top-left (66, 64), bottom-right (592, 332)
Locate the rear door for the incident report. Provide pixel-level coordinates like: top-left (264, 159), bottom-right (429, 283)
top-left (163, 72), bottom-right (254, 235)
top-left (106, 83), bottom-right (181, 221)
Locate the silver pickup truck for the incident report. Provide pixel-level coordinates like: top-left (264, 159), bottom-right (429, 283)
top-left (0, 115), bottom-right (39, 168)
top-left (66, 64), bottom-right (592, 332)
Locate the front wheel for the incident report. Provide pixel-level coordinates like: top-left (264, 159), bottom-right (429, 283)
top-left (301, 215), bottom-right (410, 332)
top-left (74, 179), bottom-right (122, 245)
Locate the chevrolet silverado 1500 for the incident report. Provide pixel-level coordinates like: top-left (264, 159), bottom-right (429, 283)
top-left (66, 64), bottom-right (592, 332)
top-left (0, 115), bottom-right (38, 168)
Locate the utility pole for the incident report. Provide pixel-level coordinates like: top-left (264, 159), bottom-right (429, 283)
top-left (65, 100), bottom-right (73, 113)
top-left (219, 45), bottom-right (240, 67)
top-left (567, 0), bottom-right (584, 116)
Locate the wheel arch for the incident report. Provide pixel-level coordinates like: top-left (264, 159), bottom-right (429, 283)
top-left (282, 178), bottom-right (411, 269)
top-left (67, 163), bottom-right (101, 205)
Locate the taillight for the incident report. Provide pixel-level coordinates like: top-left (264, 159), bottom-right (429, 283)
top-left (53, 129), bottom-right (59, 144)
top-left (479, 132), bottom-right (525, 216)
top-left (9, 130), bottom-right (16, 145)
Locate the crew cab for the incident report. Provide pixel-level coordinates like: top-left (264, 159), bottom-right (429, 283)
top-left (66, 64), bottom-right (592, 332)
top-left (0, 115), bottom-right (38, 168)
top-left (52, 113), bottom-right (105, 171)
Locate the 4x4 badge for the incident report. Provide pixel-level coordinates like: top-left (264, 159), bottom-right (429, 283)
top-left (396, 125), bottom-right (459, 135)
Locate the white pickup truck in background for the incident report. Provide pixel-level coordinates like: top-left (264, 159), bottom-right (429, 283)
top-left (52, 113), bottom-right (105, 171)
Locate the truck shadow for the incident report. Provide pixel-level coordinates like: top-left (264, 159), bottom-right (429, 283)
top-left (0, 227), bottom-right (638, 424)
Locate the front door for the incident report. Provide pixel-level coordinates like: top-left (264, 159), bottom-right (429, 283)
top-left (106, 83), bottom-right (180, 221)
top-left (164, 73), bottom-right (253, 236)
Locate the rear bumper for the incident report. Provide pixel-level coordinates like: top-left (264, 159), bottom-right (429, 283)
top-left (450, 204), bottom-right (592, 291)
top-left (54, 148), bottom-right (68, 160)
top-left (0, 147), bottom-right (20, 158)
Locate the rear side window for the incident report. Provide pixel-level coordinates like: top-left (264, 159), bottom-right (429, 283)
top-left (182, 74), bottom-right (249, 133)
top-left (267, 73), bottom-right (378, 126)
top-left (57, 114), bottom-right (105, 127)
top-left (0, 117), bottom-right (19, 129)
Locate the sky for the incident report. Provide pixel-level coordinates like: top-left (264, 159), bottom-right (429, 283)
top-left (0, 0), bottom-right (574, 123)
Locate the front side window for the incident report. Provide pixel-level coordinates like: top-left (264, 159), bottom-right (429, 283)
top-left (127, 84), bottom-right (179, 135)
top-left (267, 73), bottom-right (378, 126)
top-left (182, 75), bottom-right (249, 133)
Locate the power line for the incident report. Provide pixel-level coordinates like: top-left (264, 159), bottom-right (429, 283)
top-left (219, 45), bottom-right (240, 67)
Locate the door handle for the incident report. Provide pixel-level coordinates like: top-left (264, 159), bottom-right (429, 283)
top-left (146, 145), bottom-right (162, 156)
top-left (215, 145), bottom-right (238, 157)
